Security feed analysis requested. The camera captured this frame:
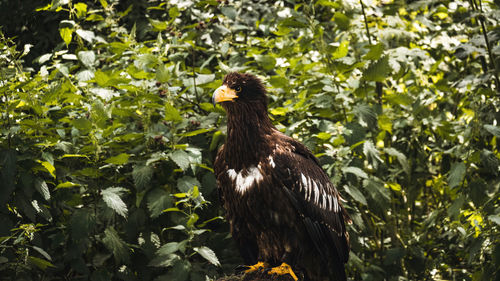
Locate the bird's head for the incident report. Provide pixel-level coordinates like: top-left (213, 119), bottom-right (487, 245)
top-left (212, 72), bottom-right (267, 110)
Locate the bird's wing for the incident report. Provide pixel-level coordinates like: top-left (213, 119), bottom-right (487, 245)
top-left (271, 137), bottom-right (350, 264)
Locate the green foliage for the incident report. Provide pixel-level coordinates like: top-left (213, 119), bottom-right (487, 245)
top-left (1, 0), bottom-right (500, 280)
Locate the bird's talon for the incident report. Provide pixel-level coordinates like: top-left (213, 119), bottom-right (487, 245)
top-left (244, 261), bottom-right (267, 273)
top-left (267, 262), bottom-right (299, 281)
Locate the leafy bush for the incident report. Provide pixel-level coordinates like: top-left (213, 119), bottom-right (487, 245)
top-left (0, 0), bottom-right (499, 280)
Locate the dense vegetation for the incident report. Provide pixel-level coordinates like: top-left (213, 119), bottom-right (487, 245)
top-left (1, 0), bottom-right (499, 280)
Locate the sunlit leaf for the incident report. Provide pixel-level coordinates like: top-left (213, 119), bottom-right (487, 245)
top-left (101, 187), bottom-right (128, 217)
top-left (193, 246), bottom-right (220, 266)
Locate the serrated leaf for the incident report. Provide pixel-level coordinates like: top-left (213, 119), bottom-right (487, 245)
top-left (165, 103), bottom-right (183, 122)
top-left (342, 166), bottom-right (368, 179)
top-left (363, 140), bottom-right (383, 167)
top-left (156, 63), bottom-right (170, 82)
top-left (177, 176), bottom-right (201, 193)
top-left (344, 185), bottom-right (367, 205)
top-left (363, 56), bottom-right (391, 82)
top-left (385, 147), bottom-right (409, 174)
top-left (354, 104), bottom-right (377, 128)
top-left (101, 187), bottom-right (128, 218)
top-left (78, 50), bottom-right (95, 68)
top-left (133, 164), bottom-right (153, 191)
top-left (484, 124), bottom-right (500, 137)
top-left (104, 153), bottom-right (129, 165)
top-left (75, 29), bottom-right (95, 43)
top-left (102, 227), bottom-right (130, 263)
top-left (157, 242), bottom-right (179, 256)
top-left (488, 215), bottom-right (500, 226)
top-left (147, 188), bottom-right (173, 219)
top-left (448, 162), bottom-right (466, 188)
top-left (170, 150), bottom-right (190, 170)
top-left (193, 246), bottom-right (220, 266)
top-left (363, 178), bottom-right (390, 206)
top-left (34, 178), bottom-right (50, 200)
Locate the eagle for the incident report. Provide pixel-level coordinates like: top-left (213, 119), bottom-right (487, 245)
top-left (212, 72), bottom-right (350, 281)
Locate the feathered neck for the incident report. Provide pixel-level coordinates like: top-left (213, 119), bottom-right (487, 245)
top-left (223, 101), bottom-right (275, 170)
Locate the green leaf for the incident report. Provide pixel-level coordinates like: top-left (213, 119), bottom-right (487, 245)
top-left (270, 107), bottom-right (288, 116)
top-left (342, 166), bottom-right (368, 179)
top-left (156, 63), bottom-right (170, 82)
top-left (40, 161), bottom-right (56, 179)
top-left (385, 148), bottom-right (409, 174)
top-left (150, 19), bottom-right (167, 31)
top-left (32, 246), bottom-right (52, 261)
top-left (316, 132), bottom-right (332, 140)
top-left (333, 12), bottom-right (350, 30)
top-left (74, 2), bottom-right (87, 18)
top-left (377, 114), bottom-right (392, 134)
top-left (177, 176), bottom-right (201, 193)
top-left (55, 181), bottom-right (80, 189)
top-left (104, 153), bottom-right (130, 165)
top-left (78, 50), bottom-right (95, 68)
top-left (34, 178), bottom-right (50, 200)
top-left (72, 118), bottom-right (92, 134)
top-left (363, 43), bottom-right (385, 60)
top-left (332, 41), bottom-right (349, 60)
top-left (363, 56), bottom-right (391, 82)
top-left (484, 125), bottom-right (500, 137)
top-left (344, 185), bottom-right (367, 205)
top-left (133, 164), bottom-right (153, 191)
top-left (0, 149), bottom-right (16, 205)
top-left (102, 227), bottom-right (130, 263)
top-left (59, 27), bottom-right (73, 46)
top-left (180, 128), bottom-right (213, 137)
top-left (170, 150), bottom-right (190, 170)
top-left (448, 162), bottom-right (466, 188)
top-left (255, 55), bottom-right (276, 71)
top-left (169, 6), bottom-right (180, 19)
top-left (28, 256), bottom-right (55, 270)
top-left (157, 242), bottom-right (180, 256)
top-left (70, 209), bottom-right (96, 240)
top-left (165, 103), bottom-right (183, 122)
top-left (363, 178), bottom-right (390, 206)
top-left (488, 215), bottom-right (500, 226)
top-left (363, 140), bottom-right (383, 167)
top-left (75, 29), bottom-right (95, 43)
top-left (193, 246), bottom-right (220, 266)
top-left (101, 187), bottom-right (128, 218)
top-left (447, 195), bottom-right (465, 219)
top-left (147, 188), bottom-right (173, 219)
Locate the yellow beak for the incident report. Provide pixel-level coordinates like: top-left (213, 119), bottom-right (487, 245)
top-left (212, 85), bottom-right (238, 106)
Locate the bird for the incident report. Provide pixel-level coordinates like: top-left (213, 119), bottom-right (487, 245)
top-left (212, 72), bottom-right (350, 281)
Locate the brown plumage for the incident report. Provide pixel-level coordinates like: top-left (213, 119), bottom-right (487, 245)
top-left (212, 72), bottom-right (350, 281)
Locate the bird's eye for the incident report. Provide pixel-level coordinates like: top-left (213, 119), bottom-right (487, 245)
top-left (235, 86), bottom-right (242, 92)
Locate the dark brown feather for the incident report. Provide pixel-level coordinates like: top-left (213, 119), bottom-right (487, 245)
top-left (214, 73), bottom-right (350, 281)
